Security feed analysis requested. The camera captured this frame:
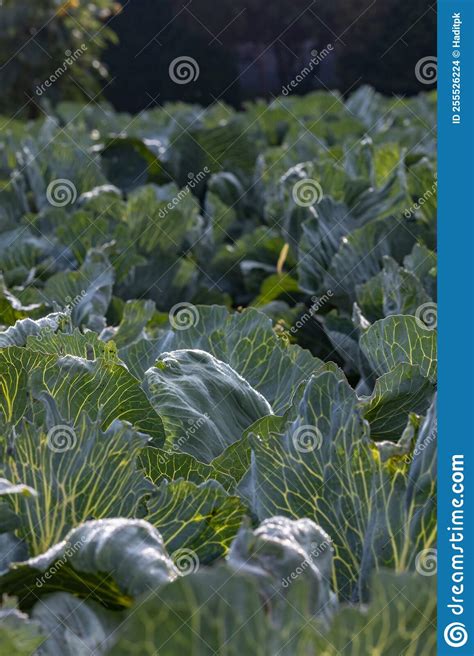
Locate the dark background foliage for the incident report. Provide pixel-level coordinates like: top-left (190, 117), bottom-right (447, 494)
top-left (0, 0), bottom-right (436, 116)
top-left (104, 0), bottom-right (437, 112)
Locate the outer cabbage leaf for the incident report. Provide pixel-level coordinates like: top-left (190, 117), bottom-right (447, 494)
top-left (143, 349), bottom-right (272, 462)
top-left (309, 570), bottom-right (436, 655)
top-left (0, 606), bottom-right (44, 655)
top-left (108, 566), bottom-right (274, 656)
top-left (2, 409), bottom-right (153, 554)
top-left (228, 516), bottom-right (337, 624)
top-left (147, 306), bottom-right (328, 414)
top-left (0, 519), bottom-right (178, 610)
top-left (0, 313), bottom-right (66, 349)
top-left (356, 255), bottom-right (430, 322)
top-left (40, 249), bottom-right (114, 332)
top-left (360, 314), bottom-right (437, 382)
top-left (360, 362), bottom-right (435, 441)
top-left (29, 353), bottom-right (165, 445)
top-left (145, 479), bottom-right (247, 564)
top-left (31, 592), bottom-right (121, 656)
top-left (238, 371), bottom-right (436, 601)
top-left (139, 446), bottom-right (236, 491)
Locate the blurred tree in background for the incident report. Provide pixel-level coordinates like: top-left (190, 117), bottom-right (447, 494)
top-left (0, 0), bottom-right (119, 116)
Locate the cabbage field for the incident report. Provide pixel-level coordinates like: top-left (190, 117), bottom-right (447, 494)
top-left (0, 86), bottom-right (437, 654)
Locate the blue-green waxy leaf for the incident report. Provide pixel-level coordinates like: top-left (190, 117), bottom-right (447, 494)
top-left (124, 184), bottom-right (203, 255)
top-left (309, 570), bottom-right (436, 655)
top-left (0, 313), bottom-right (66, 348)
top-left (138, 446), bottom-right (236, 491)
top-left (26, 328), bottom-right (108, 360)
top-left (238, 370), bottom-right (374, 600)
top-left (0, 228), bottom-right (52, 288)
top-left (146, 479), bottom-right (247, 564)
top-left (29, 354), bottom-right (165, 445)
top-left (144, 349), bottom-right (272, 462)
top-left (238, 370), bottom-right (436, 602)
top-left (228, 516), bottom-right (337, 624)
top-left (100, 299), bottom-right (155, 349)
top-left (360, 314), bottom-right (437, 382)
top-left (324, 217), bottom-right (416, 303)
top-left (0, 519), bottom-right (179, 609)
top-left (0, 606), bottom-right (44, 655)
top-left (131, 306), bottom-right (327, 414)
top-left (356, 255), bottom-right (431, 322)
top-left (403, 243), bottom-right (437, 299)
top-left (0, 348), bottom-right (56, 426)
top-left (107, 565), bottom-right (272, 656)
top-left (107, 567), bottom-right (435, 655)
top-left (360, 362), bottom-right (435, 441)
top-left (0, 534), bottom-right (28, 572)
top-left (31, 593), bottom-right (121, 656)
top-left (2, 411), bottom-right (154, 554)
top-left (298, 198), bottom-right (359, 295)
top-left (40, 249), bottom-right (114, 332)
